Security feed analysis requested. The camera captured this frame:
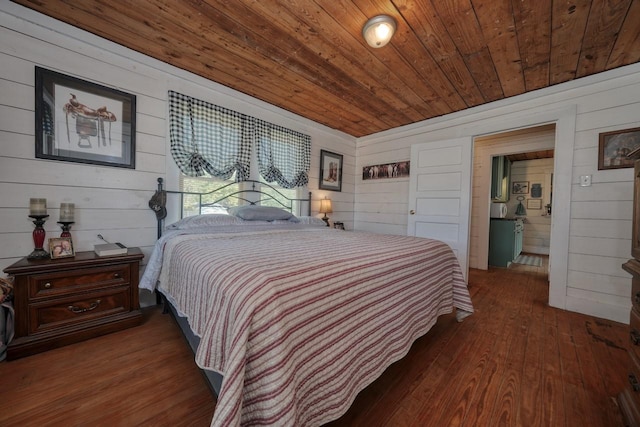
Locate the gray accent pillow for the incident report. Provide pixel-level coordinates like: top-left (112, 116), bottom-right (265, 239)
top-left (229, 205), bottom-right (295, 221)
top-left (165, 214), bottom-right (241, 230)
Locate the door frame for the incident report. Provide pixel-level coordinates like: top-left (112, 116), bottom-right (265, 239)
top-left (475, 134), bottom-right (556, 269)
top-left (461, 105), bottom-right (576, 310)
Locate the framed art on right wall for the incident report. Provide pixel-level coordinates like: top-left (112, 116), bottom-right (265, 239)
top-left (598, 127), bottom-right (640, 170)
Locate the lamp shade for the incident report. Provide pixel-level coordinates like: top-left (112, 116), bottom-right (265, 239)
top-left (319, 198), bottom-right (333, 214)
top-left (362, 15), bottom-right (397, 48)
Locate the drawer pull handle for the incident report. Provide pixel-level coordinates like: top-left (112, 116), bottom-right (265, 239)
top-left (68, 299), bottom-right (101, 314)
top-left (636, 292), bottom-right (640, 304)
top-left (44, 282), bottom-right (52, 289)
top-left (632, 330), bottom-right (640, 345)
top-left (630, 374), bottom-right (640, 392)
top-left (114, 273), bottom-right (121, 278)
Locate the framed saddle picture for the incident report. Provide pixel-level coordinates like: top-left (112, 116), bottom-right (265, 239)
top-left (35, 67), bottom-right (136, 169)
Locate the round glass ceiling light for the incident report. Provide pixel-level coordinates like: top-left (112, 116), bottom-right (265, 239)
top-left (362, 15), bottom-right (397, 48)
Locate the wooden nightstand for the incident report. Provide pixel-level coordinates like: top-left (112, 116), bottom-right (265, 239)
top-left (3, 248), bottom-right (144, 360)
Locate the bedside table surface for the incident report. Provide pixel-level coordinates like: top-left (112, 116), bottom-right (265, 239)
top-left (4, 248), bottom-right (143, 275)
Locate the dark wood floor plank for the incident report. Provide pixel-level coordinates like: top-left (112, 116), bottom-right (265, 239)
top-left (0, 256), bottom-right (629, 427)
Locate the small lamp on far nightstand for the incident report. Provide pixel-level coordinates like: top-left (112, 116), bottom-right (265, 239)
top-left (319, 198), bottom-right (332, 227)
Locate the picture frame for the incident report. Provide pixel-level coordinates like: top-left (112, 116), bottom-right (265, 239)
top-left (49, 237), bottom-right (75, 259)
top-left (512, 181), bottom-right (529, 194)
top-left (527, 199), bottom-right (542, 210)
top-left (598, 127), bottom-right (640, 170)
top-left (363, 161), bottom-right (410, 180)
top-left (319, 149), bottom-right (343, 191)
top-left (35, 66), bottom-right (136, 169)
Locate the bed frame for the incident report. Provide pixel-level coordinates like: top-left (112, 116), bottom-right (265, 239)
top-left (148, 177), bottom-right (312, 395)
top-left (150, 177), bottom-right (311, 238)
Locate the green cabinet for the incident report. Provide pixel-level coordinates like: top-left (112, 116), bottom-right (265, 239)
top-left (491, 156), bottom-right (511, 202)
top-left (489, 219), bottom-right (523, 267)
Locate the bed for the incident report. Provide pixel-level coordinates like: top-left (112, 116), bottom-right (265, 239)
top-left (140, 178), bottom-right (474, 426)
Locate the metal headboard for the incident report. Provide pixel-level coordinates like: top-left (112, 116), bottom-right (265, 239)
top-left (149, 177), bottom-right (312, 238)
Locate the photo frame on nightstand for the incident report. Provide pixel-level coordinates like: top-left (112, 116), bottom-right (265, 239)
top-left (49, 237), bottom-right (74, 259)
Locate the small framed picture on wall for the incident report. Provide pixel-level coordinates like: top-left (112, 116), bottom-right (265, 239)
top-left (319, 150), bottom-right (343, 192)
top-left (512, 181), bottom-right (529, 194)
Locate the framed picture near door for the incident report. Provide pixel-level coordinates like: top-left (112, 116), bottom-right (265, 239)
top-left (598, 127), bottom-right (640, 170)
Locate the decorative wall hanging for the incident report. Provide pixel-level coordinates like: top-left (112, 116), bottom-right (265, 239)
top-left (515, 196), bottom-right (526, 216)
top-left (512, 181), bottom-right (529, 194)
top-left (530, 183), bottom-right (542, 198)
top-left (319, 150), bottom-right (343, 191)
top-left (598, 127), bottom-right (640, 170)
top-left (362, 161), bottom-right (410, 180)
top-left (527, 199), bottom-right (542, 210)
top-left (35, 67), bottom-right (136, 169)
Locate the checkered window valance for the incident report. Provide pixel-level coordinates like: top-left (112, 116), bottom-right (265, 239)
top-left (256, 121), bottom-right (311, 189)
top-left (169, 91), bottom-right (251, 180)
top-left (169, 91), bottom-right (310, 188)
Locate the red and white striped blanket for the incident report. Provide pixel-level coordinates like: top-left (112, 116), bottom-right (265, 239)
top-left (157, 227), bottom-right (473, 426)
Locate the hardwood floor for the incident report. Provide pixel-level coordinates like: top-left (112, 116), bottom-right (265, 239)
top-left (0, 260), bottom-right (630, 426)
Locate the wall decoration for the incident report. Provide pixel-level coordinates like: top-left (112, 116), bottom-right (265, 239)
top-left (598, 127), bottom-right (640, 170)
top-left (362, 161), bottom-right (410, 180)
top-left (512, 181), bottom-right (529, 194)
top-left (531, 183), bottom-right (542, 198)
top-left (527, 199), bottom-right (542, 210)
top-left (35, 67), bottom-right (136, 169)
top-left (319, 150), bottom-right (343, 191)
top-left (49, 237), bottom-right (75, 259)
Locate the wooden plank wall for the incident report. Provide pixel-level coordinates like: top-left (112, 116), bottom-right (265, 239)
top-left (355, 63), bottom-right (640, 324)
top-left (0, 6), bottom-right (356, 292)
top-left (508, 158), bottom-right (554, 254)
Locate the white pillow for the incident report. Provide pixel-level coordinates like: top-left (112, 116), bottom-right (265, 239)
top-left (165, 214), bottom-right (242, 230)
top-left (296, 216), bottom-right (328, 227)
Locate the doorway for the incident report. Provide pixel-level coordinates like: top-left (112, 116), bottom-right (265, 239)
top-left (470, 124), bottom-right (556, 279)
top-left (406, 105), bottom-right (576, 311)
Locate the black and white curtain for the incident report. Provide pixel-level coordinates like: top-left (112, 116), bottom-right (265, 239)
top-left (256, 121), bottom-right (310, 189)
top-left (169, 91), bottom-right (251, 181)
top-left (168, 91), bottom-right (310, 188)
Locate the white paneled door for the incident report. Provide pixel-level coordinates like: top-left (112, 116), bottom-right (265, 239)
top-left (408, 137), bottom-right (473, 280)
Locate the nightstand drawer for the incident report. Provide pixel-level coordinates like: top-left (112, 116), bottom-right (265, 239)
top-left (626, 348), bottom-right (640, 412)
top-left (29, 287), bottom-right (131, 334)
top-left (633, 276), bottom-right (640, 311)
top-left (631, 308), bottom-right (640, 362)
top-left (29, 264), bottom-right (130, 300)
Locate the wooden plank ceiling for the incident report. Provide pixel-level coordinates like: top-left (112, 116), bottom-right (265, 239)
top-left (12, 0), bottom-right (640, 137)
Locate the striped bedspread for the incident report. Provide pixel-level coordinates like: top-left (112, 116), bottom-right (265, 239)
top-left (156, 227), bottom-right (473, 426)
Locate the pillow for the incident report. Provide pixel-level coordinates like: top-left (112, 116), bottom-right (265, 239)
top-left (200, 204), bottom-right (228, 215)
top-left (228, 205), bottom-right (295, 221)
top-left (296, 216), bottom-right (328, 227)
top-left (165, 214), bottom-right (242, 230)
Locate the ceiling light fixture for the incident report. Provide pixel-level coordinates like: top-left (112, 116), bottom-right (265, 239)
top-left (362, 15), bottom-right (397, 48)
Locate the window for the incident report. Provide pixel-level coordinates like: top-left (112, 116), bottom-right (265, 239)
top-left (170, 91), bottom-right (310, 215)
top-left (179, 173), bottom-right (301, 212)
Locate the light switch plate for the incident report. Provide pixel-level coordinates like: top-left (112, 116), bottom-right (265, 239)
top-left (580, 175), bottom-right (591, 187)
